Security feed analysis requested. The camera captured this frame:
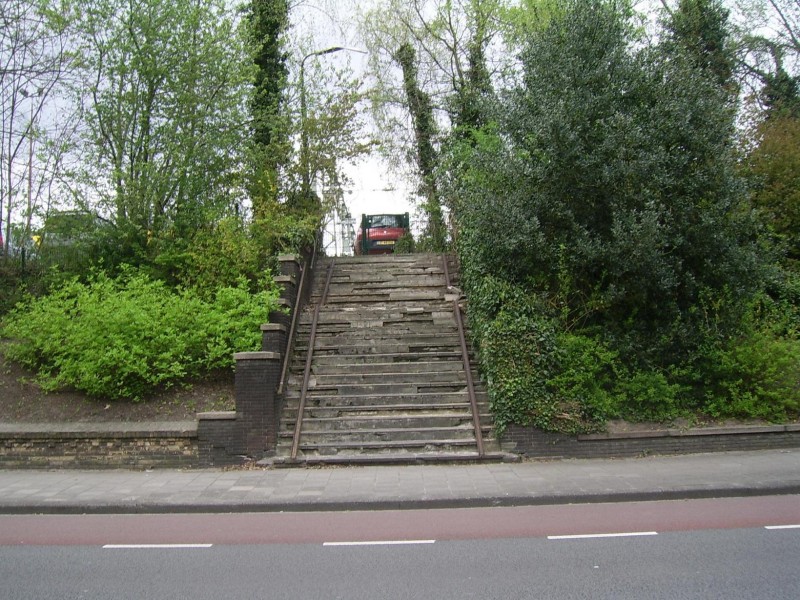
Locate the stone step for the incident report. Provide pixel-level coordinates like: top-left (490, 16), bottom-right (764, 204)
top-left (300, 326), bottom-right (459, 341)
top-left (282, 408), bottom-right (491, 426)
top-left (279, 425), bottom-right (481, 444)
top-left (269, 451), bottom-right (512, 467)
top-left (296, 333), bottom-right (462, 349)
top-left (300, 360), bottom-right (465, 376)
top-left (297, 312), bottom-right (455, 331)
top-left (282, 389), bottom-right (488, 405)
top-left (298, 318), bottom-right (457, 333)
top-left (289, 438), bottom-right (481, 454)
top-left (314, 274), bottom-right (447, 288)
top-left (283, 381), bottom-right (471, 398)
top-left (288, 370), bottom-right (469, 388)
top-left (283, 402), bottom-right (490, 416)
top-left (309, 290), bottom-right (446, 304)
top-left (281, 413), bottom-right (492, 431)
top-left (291, 351), bottom-right (466, 367)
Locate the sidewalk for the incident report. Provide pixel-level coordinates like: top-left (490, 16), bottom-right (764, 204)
top-left (1, 449), bottom-right (798, 514)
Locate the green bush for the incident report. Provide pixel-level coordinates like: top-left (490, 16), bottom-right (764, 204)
top-left (703, 330), bottom-right (800, 421)
top-left (1, 268), bottom-right (280, 400)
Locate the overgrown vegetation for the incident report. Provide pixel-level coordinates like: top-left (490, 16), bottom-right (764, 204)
top-left (0, 0), bottom-right (326, 402)
top-left (442, 0), bottom-right (800, 433)
top-left (2, 269), bottom-right (281, 400)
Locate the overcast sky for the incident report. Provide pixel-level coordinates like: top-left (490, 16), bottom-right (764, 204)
top-left (289, 0), bottom-right (415, 234)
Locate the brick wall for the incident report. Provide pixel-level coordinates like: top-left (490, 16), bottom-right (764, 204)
top-left (502, 423), bottom-right (800, 459)
top-left (0, 422), bottom-right (198, 469)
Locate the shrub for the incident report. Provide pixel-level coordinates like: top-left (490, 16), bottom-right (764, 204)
top-left (1, 268), bottom-right (280, 400)
top-left (703, 330), bottom-right (800, 421)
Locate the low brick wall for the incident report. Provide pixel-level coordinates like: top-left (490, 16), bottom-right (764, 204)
top-left (0, 422), bottom-right (199, 469)
top-left (502, 423), bottom-right (800, 459)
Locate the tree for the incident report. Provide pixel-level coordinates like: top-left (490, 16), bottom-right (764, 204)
top-left (661, 0), bottom-right (737, 91)
top-left (746, 115), bottom-right (800, 262)
top-left (394, 42), bottom-right (445, 250)
top-left (457, 0), bottom-right (759, 364)
top-left (0, 0), bottom-right (73, 256)
top-left (246, 0), bottom-right (290, 218)
top-left (73, 0), bottom-right (252, 264)
top-left (360, 0), bottom-right (509, 243)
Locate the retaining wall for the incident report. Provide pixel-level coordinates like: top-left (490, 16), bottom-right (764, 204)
top-left (502, 423), bottom-right (800, 459)
top-left (0, 422), bottom-right (198, 469)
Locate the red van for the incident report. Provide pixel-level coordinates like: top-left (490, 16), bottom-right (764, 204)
top-left (354, 213), bottom-right (410, 255)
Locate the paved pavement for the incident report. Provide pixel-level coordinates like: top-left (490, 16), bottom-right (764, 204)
top-left (0, 449), bottom-right (798, 514)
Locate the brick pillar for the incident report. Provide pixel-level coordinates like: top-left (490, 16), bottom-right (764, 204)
top-left (261, 323), bottom-right (287, 353)
top-left (234, 351), bottom-right (282, 456)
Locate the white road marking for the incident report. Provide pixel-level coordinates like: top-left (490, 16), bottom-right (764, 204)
top-left (548, 532), bottom-right (658, 540)
top-left (765, 525), bottom-right (800, 530)
top-left (103, 544), bottom-right (213, 549)
top-left (323, 540), bottom-right (436, 547)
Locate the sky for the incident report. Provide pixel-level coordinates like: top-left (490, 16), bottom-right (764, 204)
top-left (289, 0), bottom-right (415, 243)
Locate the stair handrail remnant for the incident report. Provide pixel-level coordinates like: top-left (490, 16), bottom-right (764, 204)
top-left (290, 259), bottom-right (336, 460)
top-left (442, 254), bottom-right (485, 457)
top-left (278, 240), bottom-right (317, 397)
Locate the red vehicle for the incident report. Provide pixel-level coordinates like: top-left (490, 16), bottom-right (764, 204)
top-left (354, 213), bottom-right (410, 255)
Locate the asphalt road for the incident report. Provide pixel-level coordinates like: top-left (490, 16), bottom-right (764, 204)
top-left (2, 496), bottom-right (799, 599)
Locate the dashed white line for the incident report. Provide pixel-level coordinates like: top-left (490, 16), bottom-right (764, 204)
top-left (548, 532), bottom-right (658, 540)
top-left (765, 525), bottom-right (800, 530)
top-left (323, 540), bottom-right (436, 547)
top-left (103, 544), bottom-right (213, 549)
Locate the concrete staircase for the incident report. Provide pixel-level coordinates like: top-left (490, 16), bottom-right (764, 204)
top-left (274, 253), bottom-right (508, 465)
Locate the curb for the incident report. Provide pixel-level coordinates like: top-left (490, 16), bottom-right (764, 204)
top-left (2, 483), bottom-right (799, 515)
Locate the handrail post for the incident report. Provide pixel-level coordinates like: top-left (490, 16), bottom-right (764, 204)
top-left (290, 259), bottom-right (335, 460)
top-left (442, 254), bottom-right (485, 457)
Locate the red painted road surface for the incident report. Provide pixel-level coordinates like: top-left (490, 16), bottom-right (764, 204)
top-left (1, 496), bottom-right (798, 547)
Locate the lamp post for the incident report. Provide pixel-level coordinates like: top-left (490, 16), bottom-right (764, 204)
top-left (299, 46), bottom-right (366, 197)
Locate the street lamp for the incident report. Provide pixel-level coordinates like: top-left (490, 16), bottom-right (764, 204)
top-left (299, 46), bottom-right (367, 197)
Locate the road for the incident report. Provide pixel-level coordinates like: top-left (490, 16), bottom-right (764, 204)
top-left (2, 496), bottom-right (798, 599)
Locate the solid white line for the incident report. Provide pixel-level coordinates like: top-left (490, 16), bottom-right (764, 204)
top-left (765, 525), bottom-right (800, 530)
top-left (548, 532), bottom-right (658, 540)
top-left (103, 544), bottom-right (213, 549)
top-left (323, 540), bottom-right (436, 547)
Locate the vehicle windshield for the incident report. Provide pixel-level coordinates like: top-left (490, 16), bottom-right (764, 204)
top-left (367, 215), bottom-right (403, 229)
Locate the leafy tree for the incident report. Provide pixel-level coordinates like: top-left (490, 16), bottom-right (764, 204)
top-left (246, 0), bottom-right (290, 218)
top-left (0, 0), bottom-right (74, 256)
top-left (459, 0), bottom-right (759, 365)
top-left (361, 0), bottom-right (509, 244)
top-left (746, 114), bottom-right (800, 262)
top-left (72, 0), bottom-right (252, 266)
top-left (394, 42), bottom-right (446, 250)
top-left (661, 0), bottom-right (737, 90)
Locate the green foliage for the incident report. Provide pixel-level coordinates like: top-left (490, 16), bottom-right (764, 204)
top-left (662, 0), bottom-right (736, 90)
top-left (1, 269), bottom-right (280, 400)
top-left (746, 115), bottom-right (800, 262)
top-left (393, 232), bottom-right (416, 254)
top-left (74, 0), bottom-right (252, 258)
top-left (446, 0), bottom-right (794, 432)
top-left (702, 330), bottom-right (800, 421)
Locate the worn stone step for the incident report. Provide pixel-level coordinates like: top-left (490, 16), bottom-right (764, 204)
top-left (281, 414), bottom-right (492, 431)
top-left (288, 370), bottom-right (468, 389)
top-left (269, 451), bottom-right (514, 467)
top-left (283, 381), bottom-right (470, 398)
top-left (280, 423), bottom-right (481, 443)
top-left (282, 403), bottom-right (489, 417)
top-left (282, 389), bottom-right (487, 405)
top-left (292, 438), bottom-right (480, 453)
top-left (283, 409), bottom-right (475, 424)
top-left (304, 327), bottom-right (459, 342)
top-left (290, 351), bottom-right (467, 367)
top-left (303, 360), bottom-right (465, 376)
top-left (296, 333), bottom-right (461, 349)
top-left (299, 319), bottom-right (457, 333)
top-left (299, 306), bottom-right (455, 325)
